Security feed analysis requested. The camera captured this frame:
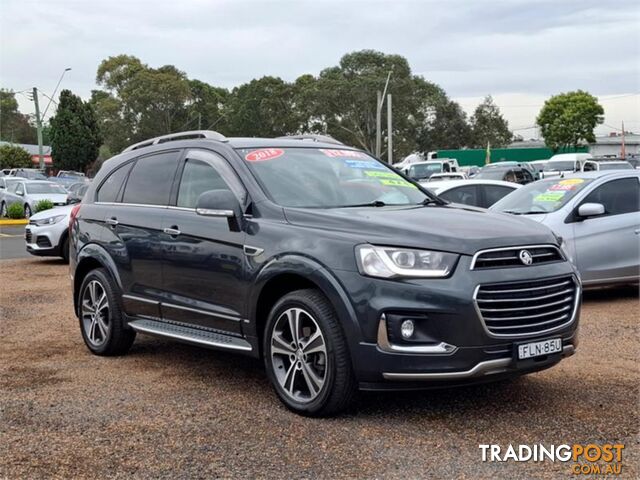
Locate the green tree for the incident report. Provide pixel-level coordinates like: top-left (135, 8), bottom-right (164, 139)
top-left (0, 144), bottom-right (33, 169)
top-left (416, 98), bottom-right (472, 152)
top-left (536, 90), bottom-right (604, 151)
top-left (470, 95), bottom-right (512, 148)
top-left (49, 90), bottom-right (102, 172)
top-left (0, 90), bottom-right (37, 143)
top-left (226, 76), bottom-right (298, 137)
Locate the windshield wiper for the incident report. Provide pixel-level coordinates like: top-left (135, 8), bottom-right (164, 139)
top-left (339, 200), bottom-right (388, 208)
top-left (422, 197), bottom-right (447, 206)
top-left (502, 210), bottom-right (545, 215)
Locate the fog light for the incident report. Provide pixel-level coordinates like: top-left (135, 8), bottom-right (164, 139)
top-left (400, 319), bottom-right (415, 339)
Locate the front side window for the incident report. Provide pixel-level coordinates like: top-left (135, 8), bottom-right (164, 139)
top-left (238, 147), bottom-right (431, 208)
top-left (439, 185), bottom-right (479, 206)
top-left (97, 162), bottom-right (134, 203)
top-left (122, 151), bottom-right (181, 205)
top-left (177, 159), bottom-right (231, 208)
top-left (581, 177), bottom-right (640, 216)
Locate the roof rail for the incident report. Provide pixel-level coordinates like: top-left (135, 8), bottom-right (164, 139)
top-left (122, 130), bottom-right (227, 153)
top-left (276, 134), bottom-right (344, 146)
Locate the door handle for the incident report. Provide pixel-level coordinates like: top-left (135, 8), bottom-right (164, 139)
top-left (106, 217), bottom-right (118, 226)
top-left (163, 227), bottom-right (181, 236)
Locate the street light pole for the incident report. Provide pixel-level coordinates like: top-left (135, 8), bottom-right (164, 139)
top-left (375, 67), bottom-right (393, 160)
top-left (32, 87), bottom-right (45, 169)
top-left (42, 67), bottom-right (71, 120)
top-left (387, 94), bottom-right (393, 164)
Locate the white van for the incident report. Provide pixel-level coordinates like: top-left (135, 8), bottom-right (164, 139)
top-left (540, 153), bottom-right (592, 178)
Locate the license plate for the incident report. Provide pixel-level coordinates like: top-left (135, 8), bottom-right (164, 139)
top-left (517, 338), bottom-right (562, 360)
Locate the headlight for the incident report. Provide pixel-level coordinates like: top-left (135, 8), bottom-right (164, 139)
top-left (356, 245), bottom-right (458, 278)
top-left (32, 215), bottom-right (66, 226)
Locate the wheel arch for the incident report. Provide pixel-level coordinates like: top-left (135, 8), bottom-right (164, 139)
top-left (248, 255), bottom-right (361, 358)
top-left (73, 243), bottom-right (123, 316)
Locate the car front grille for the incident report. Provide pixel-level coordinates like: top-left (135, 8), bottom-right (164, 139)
top-left (472, 245), bottom-right (563, 269)
top-left (25, 228), bottom-right (32, 243)
top-left (474, 275), bottom-right (579, 337)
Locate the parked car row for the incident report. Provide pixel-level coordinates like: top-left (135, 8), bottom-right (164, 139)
top-left (0, 179), bottom-right (68, 217)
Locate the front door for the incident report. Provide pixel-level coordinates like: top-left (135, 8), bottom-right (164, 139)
top-left (160, 149), bottom-right (248, 334)
top-left (572, 176), bottom-right (640, 283)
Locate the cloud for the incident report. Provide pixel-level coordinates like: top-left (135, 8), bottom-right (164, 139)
top-left (1, 0), bottom-right (638, 133)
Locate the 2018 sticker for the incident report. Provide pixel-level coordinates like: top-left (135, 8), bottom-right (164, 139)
top-left (245, 148), bottom-right (284, 162)
top-left (319, 149), bottom-right (368, 159)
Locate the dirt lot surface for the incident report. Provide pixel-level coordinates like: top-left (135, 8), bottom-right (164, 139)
top-left (1, 258), bottom-right (638, 479)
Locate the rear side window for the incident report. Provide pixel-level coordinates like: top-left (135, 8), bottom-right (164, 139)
top-left (97, 162), bottom-right (133, 203)
top-left (483, 185), bottom-right (514, 207)
top-left (122, 151), bottom-right (180, 206)
top-left (440, 185), bottom-right (479, 206)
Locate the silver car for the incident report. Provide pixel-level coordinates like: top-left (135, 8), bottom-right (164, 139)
top-left (0, 180), bottom-right (68, 218)
top-left (490, 171), bottom-right (640, 287)
top-left (0, 176), bottom-right (23, 215)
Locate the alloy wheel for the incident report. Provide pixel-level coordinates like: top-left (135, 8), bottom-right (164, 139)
top-left (81, 280), bottom-right (110, 346)
top-left (270, 307), bottom-right (328, 403)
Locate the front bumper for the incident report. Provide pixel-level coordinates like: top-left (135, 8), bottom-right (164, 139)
top-left (25, 224), bottom-right (65, 257)
top-left (334, 255), bottom-right (581, 388)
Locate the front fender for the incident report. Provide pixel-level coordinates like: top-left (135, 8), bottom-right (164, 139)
top-left (247, 254), bottom-right (363, 347)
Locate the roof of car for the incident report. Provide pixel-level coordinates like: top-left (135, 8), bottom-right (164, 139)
top-left (224, 137), bottom-right (358, 150)
top-left (555, 170), bottom-right (640, 180)
top-left (422, 179), bottom-right (521, 192)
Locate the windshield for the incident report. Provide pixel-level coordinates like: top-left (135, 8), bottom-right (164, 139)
top-left (544, 161), bottom-right (575, 172)
top-left (239, 147), bottom-right (432, 208)
top-left (600, 163), bottom-right (632, 170)
top-left (491, 177), bottom-right (594, 214)
top-left (26, 183), bottom-right (67, 195)
top-left (408, 163), bottom-right (442, 179)
top-left (475, 169), bottom-right (508, 180)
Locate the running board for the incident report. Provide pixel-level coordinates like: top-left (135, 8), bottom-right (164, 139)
top-left (128, 319), bottom-right (252, 352)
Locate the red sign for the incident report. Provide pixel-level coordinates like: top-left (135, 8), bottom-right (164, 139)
top-left (245, 148), bottom-right (284, 162)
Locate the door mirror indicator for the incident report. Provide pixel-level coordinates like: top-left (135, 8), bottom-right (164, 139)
top-left (195, 190), bottom-right (243, 231)
top-left (577, 202), bottom-right (605, 218)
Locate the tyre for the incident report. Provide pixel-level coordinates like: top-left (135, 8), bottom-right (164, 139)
top-left (78, 268), bottom-right (135, 356)
top-left (263, 289), bottom-right (357, 416)
top-left (0, 202), bottom-right (6, 217)
top-left (24, 204), bottom-right (32, 218)
top-left (60, 235), bottom-right (69, 263)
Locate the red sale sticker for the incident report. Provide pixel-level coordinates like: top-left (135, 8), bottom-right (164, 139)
top-left (245, 148), bottom-right (285, 162)
top-left (318, 149), bottom-right (367, 158)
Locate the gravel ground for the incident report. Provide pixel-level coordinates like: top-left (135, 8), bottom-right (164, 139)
top-left (1, 258), bottom-right (638, 479)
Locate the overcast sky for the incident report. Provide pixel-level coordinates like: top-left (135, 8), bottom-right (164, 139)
top-left (1, 0), bottom-right (638, 138)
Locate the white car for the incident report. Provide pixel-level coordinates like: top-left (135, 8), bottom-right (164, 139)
top-left (540, 153), bottom-right (592, 179)
top-left (25, 204), bottom-right (73, 262)
top-left (425, 179), bottom-right (521, 208)
top-left (0, 179), bottom-right (68, 218)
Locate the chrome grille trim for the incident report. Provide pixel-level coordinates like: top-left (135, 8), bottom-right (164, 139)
top-left (470, 244), bottom-right (565, 270)
top-left (473, 275), bottom-right (580, 338)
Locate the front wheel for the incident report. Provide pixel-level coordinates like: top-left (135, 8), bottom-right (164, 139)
top-left (24, 204), bottom-right (32, 218)
top-left (263, 289), bottom-right (357, 416)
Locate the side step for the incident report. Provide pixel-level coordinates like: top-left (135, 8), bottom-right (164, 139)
top-left (128, 319), bottom-right (252, 352)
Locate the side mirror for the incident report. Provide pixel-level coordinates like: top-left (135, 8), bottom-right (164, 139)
top-left (195, 190), bottom-right (243, 231)
top-left (578, 202), bottom-right (605, 218)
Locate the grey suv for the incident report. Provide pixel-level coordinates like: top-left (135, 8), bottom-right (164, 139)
top-left (69, 131), bottom-right (581, 416)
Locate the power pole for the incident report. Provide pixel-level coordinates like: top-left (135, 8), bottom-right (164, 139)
top-left (32, 87), bottom-right (45, 170)
top-left (375, 90), bottom-right (382, 158)
top-left (387, 94), bottom-right (393, 164)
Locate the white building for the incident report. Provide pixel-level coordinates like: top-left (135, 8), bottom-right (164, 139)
top-left (589, 134), bottom-right (640, 158)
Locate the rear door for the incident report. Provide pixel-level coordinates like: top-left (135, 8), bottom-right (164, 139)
top-left (102, 150), bottom-right (182, 318)
top-left (160, 149), bottom-right (248, 334)
top-left (572, 176), bottom-right (640, 283)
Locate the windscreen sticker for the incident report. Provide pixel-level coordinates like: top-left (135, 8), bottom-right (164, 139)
top-left (245, 148), bottom-right (284, 162)
top-left (363, 170), bottom-right (401, 179)
top-left (343, 160), bottom-right (386, 170)
top-left (534, 191), bottom-right (566, 202)
top-left (319, 149), bottom-right (368, 159)
top-left (379, 178), bottom-right (417, 189)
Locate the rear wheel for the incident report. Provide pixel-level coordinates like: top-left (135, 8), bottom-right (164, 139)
top-left (60, 235), bottom-right (69, 263)
top-left (263, 289), bottom-right (357, 416)
top-left (78, 268), bottom-right (135, 356)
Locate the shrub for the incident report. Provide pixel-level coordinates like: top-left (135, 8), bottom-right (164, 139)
top-left (34, 199), bottom-right (54, 213)
top-left (7, 202), bottom-right (25, 219)
top-left (0, 144), bottom-right (33, 169)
